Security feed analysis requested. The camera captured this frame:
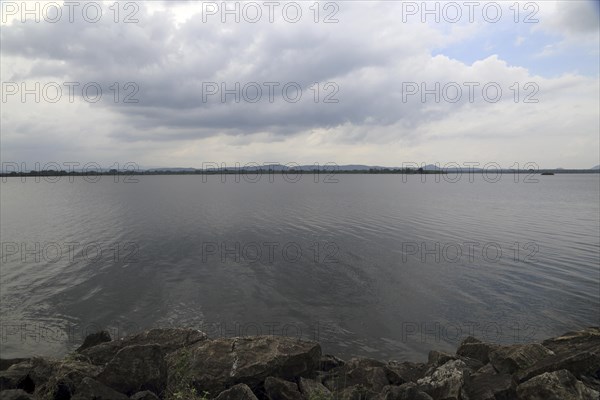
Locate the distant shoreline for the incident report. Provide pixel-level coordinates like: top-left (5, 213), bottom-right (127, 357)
top-left (1, 169), bottom-right (599, 178)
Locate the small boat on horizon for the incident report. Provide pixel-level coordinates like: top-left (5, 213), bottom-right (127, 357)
top-left (541, 172), bottom-right (555, 175)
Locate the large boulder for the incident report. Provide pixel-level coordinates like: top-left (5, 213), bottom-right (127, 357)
top-left (456, 337), bottom-right (499, 364)
top-left (71, 377), bottom-right (129, 400)
top-left (386, 361), bottom-right (428, 383)
top-left (0, 389), bottom-right (35, 400)
top-left (416, 359), bottom-right (469, 400)
top-left (165, 336), bottom-right (321, 395)
top-left (34, 358), bottom-right (102, 399)
top-left (335, 384), bottom-right (379, 400)
top-left (516, 350), bottom-right (600, 383)
top-left (489, 343), bottom-right (553, 374)
top-left (322, 358), bottom-right (393, 392)
top-left (298, 377), bottom-right (331, 399)
top-left (97, 344), bottom-right (167, 395)
top-left (319, 354), bottom-right (345, 372)
top-left (75, 330), bottom-right (112, 352)
top-left (515, 327), bottom-right (600, 383)
top-left (541, 327), bottom-right (600, 354)
top-left (516, 369), bottom-right (599, 400)
top-left (264, 376), bottom-right (303, 400)
top-left (0, 358), bottom-right (58, 393)
top-left (0, 359), bottom-right (29, 372)
top-left (79, 328), bottom-right (207, 366)
top-left (374, 383), bottom-right (433, 400)
top-left (130, 391), bottom-right (160, 400)
top-left (214, 383), bottom-right (259, 400)
top-left (462, 372), bottom-right (516, 400)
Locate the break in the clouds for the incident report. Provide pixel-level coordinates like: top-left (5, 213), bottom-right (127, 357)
top-left (1, 0), bottom-right (599, 168)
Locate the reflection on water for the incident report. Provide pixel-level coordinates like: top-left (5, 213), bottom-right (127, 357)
top-left (1, 174), bottom-right (599, 360)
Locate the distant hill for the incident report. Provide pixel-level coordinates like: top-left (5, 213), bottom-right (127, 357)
top-left (592, 165), bottom-right (600, 170)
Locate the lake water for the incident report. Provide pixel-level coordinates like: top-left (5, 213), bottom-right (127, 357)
top-left (1, 173), bottom-right (599, 361)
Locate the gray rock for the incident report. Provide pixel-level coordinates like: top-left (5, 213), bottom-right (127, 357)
top-left (475, 363), bottom-right (497, 375)
top-left (322, 357), bottom-right (391, 392)
top-left (71, 377), bottom-right (129, 399)
top-left (81, 328), bottom-right (207, 366)
top-left (0, 366), bottom-right (34, 393)
top-left (97, 344), bottom-right (167, 395)
top-left (214, 383), bottom-right (259, 400)
top-left (34, 358), bottom-right (102, 399)
top-left (336, 384), bottom-right (379, 400)
top-left (416, 359), bottom-right (469, 400)
top-left (463, 372), bottom-right (516, 400)
top-left (0, 389), bottom-right (35, 400)
top-left (76, 330), bottom-right (112, 352)
top-left (0, 358), bottom-right (59, 393)
top-left (516, 369), bottom-right (599, 400)
top-left (0, 359), bottom-right (29, 372)
top-left (489, 343), bottom-right (553, 374)
top-left (542, 327), bottom-right (600, 354)
top-left (264, 376), bottom-right (303, 400)
top-left (374, 383), bottom-right (433, 400)
top-left (580, 375), bottom-right (600, 393)
top-left (456, 337), bottom-right (499, 365)
top-left (165, 336), bottom-right (321, 395)
top-left (298, 377), bottom-right (331, 398)
top-left (428, 351), bottom-right (457, 367)
top-left (517, 350), bottom-right (600, 383)
top-left (319, 354), bottom-right (345, 372)
top-left (130, 390), bottom-right (160, 400)
top-left (386, 361), bottom-right (428, 383)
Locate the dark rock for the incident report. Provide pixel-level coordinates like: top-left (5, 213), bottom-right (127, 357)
top-left (0, 366), bottom-right (35, 393)
top-left (0, 359), bottom-right (29, 372)
top-left (428, 349), bottom-right (484, 373)
top-left (165, 336), bottom-right (321, 395)
top-left (386, 361), bottom-right (428, 383)
top-left (0, 358), bottom-right (60, 393)
top-left (456, 337), bottom-right (499, 365)
top-left (461, 336), bottom-right (483, 346)
top-left (322, 357), bottom-right (391, 392)
top-left (542, 327), bottom-right (600, 354)
top-left (97, 344), bottom-right (166, 395)
top-left (489, 343), bottom-right (553, 374)
top-left (130, 390), bottom-right (160, 400)
top-left (475, 363), bottom-right (497, 375)
top-left (0, 389), bottom-right (35, 400)
top-left (514, 328), bottom-right (600, 384)
top-left (336, 384), bottom-right (379, 400)
top-left (319, 354), bottom-right (345, 372)
top-left (374, 383), bottom-right (433, 400)
top-left (214, 383), bottom-right (259, 400)
top-left (516, 350), bottom-right (600, 382)
top-left (416, 359), bottom-right (470, 400)
top-left (70, 377), bottom-right (129, 399)
top-left (463, 372), bottom-right (516, 400)
top-left (580, 375), bottom-right (600, 393)
top-left (34, 358), bottom-right (102, 399)
top-left (81, 328), bottom-right (207, 366)
top-left (516, 369), bottom-right (599, 400)
top-left (427, 350), bottom-right (457, 367)
top-left (298, 377), bottom-right (331, 399)
top-left (76, 330), bottom-right (112, 352)
top-left (264, 376), bottom-right (303, 400)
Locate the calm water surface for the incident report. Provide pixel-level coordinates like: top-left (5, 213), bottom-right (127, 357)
top-left (1, 174), bottom-right (599, 360)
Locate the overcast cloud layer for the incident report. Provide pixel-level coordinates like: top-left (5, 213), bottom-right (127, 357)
top-left (1, 0), bottom-right (599, 168)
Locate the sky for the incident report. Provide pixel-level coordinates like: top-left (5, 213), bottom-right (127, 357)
top-left (1, 0), bottom-right (599, 169)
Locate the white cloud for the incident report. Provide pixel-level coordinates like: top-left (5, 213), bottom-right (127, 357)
top-left (0, 1), bottom-right (598, 168)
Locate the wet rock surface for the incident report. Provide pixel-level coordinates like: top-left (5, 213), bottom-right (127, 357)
top-left (0, 326), bottom-right (598, 399)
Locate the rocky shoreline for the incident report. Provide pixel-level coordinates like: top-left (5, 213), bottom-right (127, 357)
top-left (0, 327), bottom-right (598, 400)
